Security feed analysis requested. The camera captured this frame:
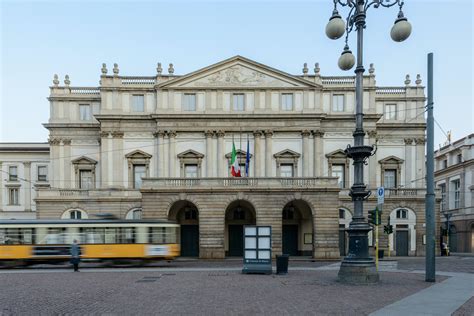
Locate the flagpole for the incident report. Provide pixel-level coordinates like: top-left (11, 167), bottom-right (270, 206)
top-left (239, 127), bottom-right (242, 170)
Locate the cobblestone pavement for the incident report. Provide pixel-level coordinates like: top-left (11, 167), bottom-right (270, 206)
top-left (453, 296), bottom-right (474, 316)
top-left (0, 270), bottom-right (444, 315)
top-left (395, 256), bottom-right (474, 274)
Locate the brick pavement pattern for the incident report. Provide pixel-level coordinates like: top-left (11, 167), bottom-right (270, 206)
top-left (0, 270), bottom-right (443, 315)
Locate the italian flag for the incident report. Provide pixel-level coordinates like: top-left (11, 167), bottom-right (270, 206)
top-left (230, 141), bottom-right (241, 177)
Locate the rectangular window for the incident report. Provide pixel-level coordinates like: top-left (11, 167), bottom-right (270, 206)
top-left (133, 165), bottom-right (146, 189)
top-left (332, 94), bottom-right (344, 112)
top-left (281, 93), bottom-right (293, 111)
top-left (8, 188), bottom-right (19, 205)
top-left (79, 170), bottom-right (93, 189)
top-left (132, 95), bottom-right (145, 112)
top-left (457, 154), bottom-right (462, 164)
top-left (79, 104), bottom-right (91, 121)
top-left (233, 93), bottom-right (245, 111)
top-left (331, 164), bottom-right (345, 188)
top-left (184, 164), bottom-right (198, 178)
top-left (9, 166), bottom-right (18, 181)
top-left (384, 104), bottom-right (397, 120)
top-left (37, 166), bottom-right (48, 182)
top-left (442, 159), bottom-right (448, 169)
top-left (280, 164), bottom-right (294, 177)
top-left (182, 93), bottom-right (196, 111)
top-left (453, 179), bottom-right (460, 208)
top-left (384, 169), bottom-right (397, 188)
top-left (439, 184), bottom-right (446, 211)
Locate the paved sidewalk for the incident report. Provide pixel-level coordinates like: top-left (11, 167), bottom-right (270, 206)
top-left (370, 271), bottom-right (474, 316)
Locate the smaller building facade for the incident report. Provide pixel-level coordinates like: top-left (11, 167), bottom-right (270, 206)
top-left (0, 143), bottom-right (50, 219)
top-left (435, 133), bottom-right (474, 253)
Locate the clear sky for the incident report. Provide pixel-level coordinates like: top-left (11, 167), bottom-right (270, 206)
top-left (1, 0), bottom-right (472, 146)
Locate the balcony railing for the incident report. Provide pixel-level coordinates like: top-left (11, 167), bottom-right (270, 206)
top-left (321, 76), bottom-right (355, 85)
top-left (36, 188), bottom-right (142, 199)
top-left (376, 87), bottom-right (406, 95)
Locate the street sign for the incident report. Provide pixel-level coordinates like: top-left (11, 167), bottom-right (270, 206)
top-left (377, 187), bottom-right (385, 205)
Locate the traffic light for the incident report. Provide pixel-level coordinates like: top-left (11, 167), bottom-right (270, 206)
top-left (376, 208), bottom-right (382, 226)
top-left (368, 209), bottom-right (376, 225)
top-left (384, 224), bottom-right (393, 234)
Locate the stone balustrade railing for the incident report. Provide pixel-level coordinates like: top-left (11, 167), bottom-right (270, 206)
top-left (121, 76), bottom-right (156, 85)
top-left (339, 188), bottom-right (429, 199)
top-left (36, 188), bottom-right (142, 198)
top-left (321, 76), bottom-right (355, 85)
top-left (376, 87), bottom-right (406, 95)
top-left (69, 87), bottom-right (101, 95)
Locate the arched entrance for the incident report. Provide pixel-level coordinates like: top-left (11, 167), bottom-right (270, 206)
top-left (389, 208), bottom-right (417, 256)
top-left (225, 200), bottom-right (256, 257)
top-left (168, 201), bottom-right (199, 257)
top-left (281, 200), bottom-right (313, 256)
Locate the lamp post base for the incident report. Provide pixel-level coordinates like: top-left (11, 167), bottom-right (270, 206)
top-left (338, 259), bottom-right (379, 284)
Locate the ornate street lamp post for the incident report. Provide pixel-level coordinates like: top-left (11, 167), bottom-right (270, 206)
top-left (326, 0), bottom-right (412, 284)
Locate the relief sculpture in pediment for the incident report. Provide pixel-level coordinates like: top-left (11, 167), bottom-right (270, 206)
top-left (193, 66), bottom-right (284, 87)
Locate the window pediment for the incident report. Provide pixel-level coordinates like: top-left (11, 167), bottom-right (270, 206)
top-left (379, 156), bottom-right (404, 165)
top-left (273, 149), bottom-right (300, 159)
top-left (71, 156), bottom-right (98, 165)
top-left (178, 149), bottom-right (204, 159)
top-left (325, 149), bottom-right (347, 159)
top-left (125, 150), bottom-right (152, 160)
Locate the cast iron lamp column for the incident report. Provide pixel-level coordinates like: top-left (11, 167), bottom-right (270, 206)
top-left (325, 0), bottom-right (411, 284)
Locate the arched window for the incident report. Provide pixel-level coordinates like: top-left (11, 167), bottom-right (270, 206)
top-left (184, 208), bottom-right (197, 220)
top-left (283, 206), bottom-right (295, 220)
top-left (61, 209), bottom-right (88, 220)
top-left (233, 207), bottom-right (245, 220)
top-left (396, 209), bottom-right (408, 219)
top-left (126, 208), bottom-right (143, 220)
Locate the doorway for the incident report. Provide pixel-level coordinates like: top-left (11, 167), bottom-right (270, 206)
top-left (282, 225), bottom-right (298, 255)
top-left (396, 230), bottom-right (409, 256)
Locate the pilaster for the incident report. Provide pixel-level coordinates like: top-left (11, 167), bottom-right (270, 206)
top-left (23, 161), bottom-right (31, 211)
top-left (169, 131), bottom-right (177, 177)
top-left (205, 130), bottom-right (214, 177)
top-left (253, 130), bottom-right (263, 177)
top-left (312, 130), bottom-right (325, 177)
top-left (264, 130), bottom-right (273, 177)
top-left (217, 130), bottom-right (225, 177)
top-left (302, 130), bottom-right (311, 177)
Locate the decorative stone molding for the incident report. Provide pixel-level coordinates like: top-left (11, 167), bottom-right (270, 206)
top-left (177, 149), bottom-right (205, 177)
top-left (216, 130), bottom-right (225, 138)
top-left (71, 156), bottom-right (97, 189)
top-left (404, 138), bottom-right (414, 145)
top-left (113, 63), bottom-right (119, 76)
top-left (312, 130), bottom-right (325, 137)
top-left (168, 130), bottom-right (177, 138)
top-left (274, 149), bottom-right (300, 177)
top-left (100, 131), bottom-right (110, 138)
top-left (415, 138), bottom-right (426, 145)
top-left (404, 74), bottom-right (411, 86)
top-left (23, 161), bottom-right (31, 167)
top-left (378, 156), bottom-right (404, 188)
top-left (53, 74), bottom-right (59, 86)
top-left (48, 138), bottom-right (61, 145)
top-left (314, 63), bottom-right (320, 75)
top-left (264, 130), bottom-right (273, 137)
top-left (62, 139), bottom-right (72, 145)
top-left (156, 62), bottom-right (163, 75)
top-left (101, 63), bottom-right (107, 75)
top-left (253, 130), bottom-right (263, 137)
top-left (367, 130), bottom-right (377, 138)
top-left (204, 130), bottom-right (214, 137)
top-left (153, 130), bottom-right (166, 138)
top-left (111, 131), bottom-right (124, 138)
top-left (301, 129), bottom-right (311, 137)
top-left (125, 150), bottom-right (152, 189)
top-left (326, 149), bottom-right (350, 188)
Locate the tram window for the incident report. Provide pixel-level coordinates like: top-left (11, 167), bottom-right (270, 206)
top-left (124, 228), bottom-right (135, 243)
top-left (105, 228), bottom-right (117, 243)
top-left (0, 228), bottom-right (35, 244)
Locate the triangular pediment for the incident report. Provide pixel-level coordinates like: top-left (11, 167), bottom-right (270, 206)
top-left (379, 156), bottom-right (404, 164)
top-left (71, 156), bottom-right (97, 165)
top-left (274, 149), bottom-right (301, 159)
top-left (158, 56), bottom-right (320, 89)
top-left (125, 150), bottom-right (152, 159)
top-left (225, 149), bottom-right (253, 159)
top-left (177, 149), bottom-right (204, 159)
top-left (326, 149), bottom-right (347, 159)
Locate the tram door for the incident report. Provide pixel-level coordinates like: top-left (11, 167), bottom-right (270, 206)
top-left (396, 230), bottom-right (409, 256)
top-left (181, 225), bottom-right (199, 257)
top-left (228, 225), bottom-right (243, 256)
top-left (282, 225), bottom-right (298, 256)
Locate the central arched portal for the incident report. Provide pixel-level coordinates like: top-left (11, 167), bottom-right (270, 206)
top-left (168, 201), bottom-right (199, 257)
top-left (225, 200), bottom-right (256, 257)
top-left (282, 200), bottom-right (313, 256)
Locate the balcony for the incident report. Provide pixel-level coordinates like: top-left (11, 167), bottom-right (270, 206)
top-left (35, 188), bottom-right (142, 199)
top-left (338, 188), bottom-right (434, 200)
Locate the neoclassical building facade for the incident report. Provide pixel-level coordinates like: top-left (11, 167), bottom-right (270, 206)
top-left (32, 56), bottom-right (439, 258)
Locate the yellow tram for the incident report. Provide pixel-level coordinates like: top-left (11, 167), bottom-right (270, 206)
top-left (0, 219), bottom-right (180, 266)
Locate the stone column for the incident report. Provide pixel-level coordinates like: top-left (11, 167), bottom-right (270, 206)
top-left (415, 138), bottom-right (426, 187)
top-left (107, 133), bottom-right (114, 187)
top-left (48, 138), bottom-right (61, 188)
top-left (23, 161), bottom-right (31, 211)
top-left (253, 130), bottom-right (263, 177)
top-left (367, 130), bottom-right (377, 188)
top-left (62, 139), bottom-right (72, 189)
top-left (112, 132), bottom-right (124, 187)
top-left (205, 130), bottom-right (214, 177)
top-left (301, 130), bottom-right (311, 177)
top-left (264, 130), bottom-right (273, 177)
top-left (99, 132), bottom-right (110, 188)
top-left (216, 130), bottom-right (225, 177)
top-left (404, 138), bottom-right (414, 187)
top-left (168, 131), bottom-right (177, 177)
top-left (153, 131), bottom-right (160, 177)
top-left (312, 130), bottom-right (324, 177)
